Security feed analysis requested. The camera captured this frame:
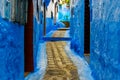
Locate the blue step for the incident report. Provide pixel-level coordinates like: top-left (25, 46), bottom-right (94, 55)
top-left (42, 37), bottom-right (71, 41)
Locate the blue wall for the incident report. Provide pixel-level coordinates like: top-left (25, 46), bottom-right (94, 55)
top-left (90, 0), bottom-right (120, 80)
top-left (46, 18), bottom-right (54, 33)
top-left (70, 0), bottom-right (84, 57)
top-left (33, 11), bottom-right (44, 70)
top-left (0, 18), bottom-right (24, 80)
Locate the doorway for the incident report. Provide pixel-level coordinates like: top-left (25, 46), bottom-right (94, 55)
top-left (84, 0), bottom-right (90, 63)
top-left (24, 0), bottom-right (34, 72)
top-left (84, 0), bottom-right (90, 54)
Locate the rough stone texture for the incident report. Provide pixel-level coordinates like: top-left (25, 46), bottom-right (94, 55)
top-left (90, 0), bottom-right (120, 80)
top-left (0, 18), bottom-right (24, 80)
top-left (43, 31), bottom-right (79, 80)
top-left (52, 30), bottom-right (67, 37)
top-left (70, 0), bottom-right (84, 57)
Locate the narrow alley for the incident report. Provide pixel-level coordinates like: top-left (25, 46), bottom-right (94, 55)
top-left (25, 29), bottom-right (93, 80)
top-left (44, 30), bottom-right (79, 80)
top-left (0, 0), bottom-right (120, 80)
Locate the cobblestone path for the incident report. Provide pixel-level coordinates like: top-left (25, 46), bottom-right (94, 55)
top-left (43, 30), bottom-right (79, 80)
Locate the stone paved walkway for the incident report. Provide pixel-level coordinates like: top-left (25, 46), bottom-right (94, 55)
top-left (43, 30), bottom-right (79, 80)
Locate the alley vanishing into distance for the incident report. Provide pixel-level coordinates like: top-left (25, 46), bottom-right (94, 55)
top-left (44, 30), bottom-right (79, 80)
top-left (25, 29), bottom-right (93, 80)
top-left (25, 28), bottom-right (93, 80)
top-left (0, 0), bottom-right (120, 80)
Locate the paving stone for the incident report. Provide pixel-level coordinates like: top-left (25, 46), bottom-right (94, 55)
top-left (43, 30), bottom-right (79, 80)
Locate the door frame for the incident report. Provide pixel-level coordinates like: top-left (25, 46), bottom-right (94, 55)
top-left (24, 0), bottom-right (34, 72)
top-left (84, 0), bottom-right (90, 54)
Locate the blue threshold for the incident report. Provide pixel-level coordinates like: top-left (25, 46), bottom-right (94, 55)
top-left (42, 37), bottom-right (71, 41)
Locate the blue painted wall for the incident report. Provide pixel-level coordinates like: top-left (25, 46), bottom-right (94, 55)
top-left (90, 0), bottom-right (120, 80)
top-left (0, 17), bottom-right (24, 80)
top-left (70, 0), bottom-right (84, 57)
top-left (46, 18), bottom-right (54, 33)
top-left (42, 0), bottom-right (50, 6)
top-left (33, 11), bottom-right (44, 70)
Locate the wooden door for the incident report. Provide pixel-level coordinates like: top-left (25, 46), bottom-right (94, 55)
top-left (84, 0), bottom-right (90, 54)
top-left (24, 0), bottom-right (34, 72)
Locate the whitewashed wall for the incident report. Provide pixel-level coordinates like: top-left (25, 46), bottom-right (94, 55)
top-left (46, 0), bottom-right (58, 18)
top-left (0, 0), bottom-right (28, 24)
